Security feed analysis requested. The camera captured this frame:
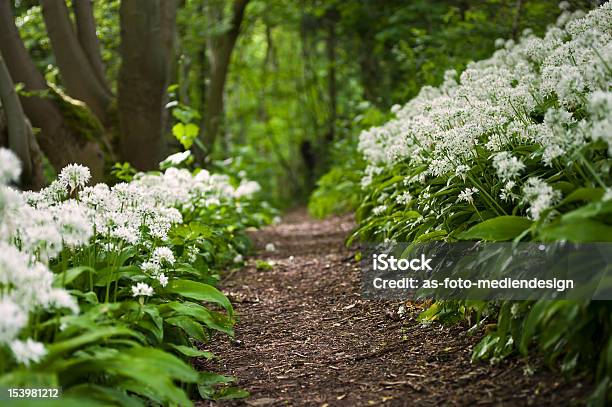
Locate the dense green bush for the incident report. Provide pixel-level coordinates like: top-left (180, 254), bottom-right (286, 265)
top-left (0, 150), bottom-right (275, 405)
top-left (319, 2), bottom-right (612, 403)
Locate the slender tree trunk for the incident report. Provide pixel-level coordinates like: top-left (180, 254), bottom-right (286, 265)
top-left (358, 40), bottom-right (382, 106)
top-left (0, 1), bottom-right (106, 182)
top-left (0, 50), bottom-right (46, 188)
top-left (197, 0), bottom-right (249, 162)
top-left (40, 0), bottom-right (112, 123)
top-left (118, 0), bottom-right (177, 170)
top-left (0, 108), bottom-right (45, 190)
top-left (72, 0), bottom-right (112, 95)
top-left (0, 51), bottom-right (31, 179)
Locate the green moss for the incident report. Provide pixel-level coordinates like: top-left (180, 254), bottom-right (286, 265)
top-left (48, 83), bottom-right (105, 143)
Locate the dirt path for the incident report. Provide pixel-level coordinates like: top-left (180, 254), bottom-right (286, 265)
top-left (198, 210), bottom-right (589, 406)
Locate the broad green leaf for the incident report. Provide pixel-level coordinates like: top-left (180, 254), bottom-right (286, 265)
top-left (165, 280), bottom-right (233, 316)
top-left (166, 316), bottom-right (206, 342)
top-left (64, 384), bottom-right (144, 407)
top-left (414, 229), bottom-right (447, 243)
top-left (167, 344), bottom-right (215, 359)
top-left (457, 216), bottom-right (533, 241)
top-left (119, 347), bottom-right (199, 383)
top-left (472, 335), bottom-right (500, 360)
top-left (198, 372), bottom-right (235, 399)
top-left (561, 200), bottom-right (612, 222)
top-left (53, 266), bottom-right (94, 287)
top-left (160, 301), bottom-right (234, 335)
top-left (558, 187), bottom-right (604, 206)
top-left (539, 219), bottom-right (612, 242)
top-left (519, 301), bottom-right (568, 355)
top-left (215, 387), bottom-right (250, 400)
top-left (0, 371), bottom-right (58, 387)
top-left (94, 348), bottom-right (195, 406)
top-left (45, 327), bottom-right (140, 361)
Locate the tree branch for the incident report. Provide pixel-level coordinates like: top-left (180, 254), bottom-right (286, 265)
top-left (40, 0), bottom-right (112, 123)
top-left (72, 0), bottom-right (112, 95)
top-left (0, 50), bottom-right (31, 180)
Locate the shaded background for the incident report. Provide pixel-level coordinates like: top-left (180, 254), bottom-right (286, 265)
top-left (0, 0), bottom-right (600, 205)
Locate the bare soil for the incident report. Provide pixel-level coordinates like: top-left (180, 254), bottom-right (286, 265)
top-left (197, 210), bottom-right (590, 406)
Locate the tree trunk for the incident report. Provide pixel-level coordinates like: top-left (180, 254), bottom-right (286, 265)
top-left (0, 107), bottom-right (45, 190)
top-left (0, 1), bottom-right (106, 182)
top-left (160, 0), bottom-right (179, 157)
top-left (72, 0), bottom-right (112, 95)
top-left (0, 50), bottom-right (32, 180)
top-left (197, 0), bottom-right (249, 162)
top-left (118, 0), bottom-right (176, 170)
top-left (40, 0), bottom-right (112, 124)
top-left (0, 50), bottom-right (46, 189)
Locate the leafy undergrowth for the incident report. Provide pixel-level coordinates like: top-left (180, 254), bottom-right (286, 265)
top-left (0, 150), bottom-right (276, 405)
top-left (314, 2), bottom-right (612, 405)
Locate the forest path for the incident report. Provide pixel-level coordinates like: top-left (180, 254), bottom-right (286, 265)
top-left (198, 210), bottom-right (587, 407)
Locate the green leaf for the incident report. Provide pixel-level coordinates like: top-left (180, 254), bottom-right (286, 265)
top-left (519, 301), bottom-right (568, 355)
top-left (472, 334), bottom-right (500, 360)
top-left (64, 384), bottom-right (144, 407)
top-left (414, 229), bottom-right (447, 243)
top-left (457, 216), bottom-right (533, 241)
top-left (558, 187), bottom-right (604, 206)
top-left (539, 219), bottom-right (612, 242)
top-left (53, 266), bottom-right (94, 287)
top-left (167, 344), bottom-right (215, 359)
top-left (160, 301), bottom-right (234, 335)
top-left (215, 387), bottom-right (250, 400)
top-left (561, 200), bottom-right (612, 222)
top-left (165, 280), bottom-right (233, 316)
top-left (172, 122), bottom-right (199, 149)
top-left (198, 372), bottom-right (235, 399)
top-left (138, 305), bottom-right (164, 343)
top-left (45, 327), bottom-right (141, 362)
top-left (94, 347), bottom-right (196, 406)
top-left (0, 371), bottom-right (58, 387)
top-left (120, 347), bottom-right (199, 383)
top-left (166, 316), bottom-right (206, 342)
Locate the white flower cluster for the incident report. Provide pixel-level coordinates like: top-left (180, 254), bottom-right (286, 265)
top-left (357, 3), bottom-right (611, 220)
top-left (0, 150), bottom-right (79, 367)
top-left (0, 147), bottom-right (262, 366)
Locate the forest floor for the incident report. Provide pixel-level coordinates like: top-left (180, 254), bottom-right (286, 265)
top-left (197, 210), bottom-right (590, 406)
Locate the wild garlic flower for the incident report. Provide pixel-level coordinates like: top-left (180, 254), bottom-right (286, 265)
top-left (157, 273), bottom-right (169, 287)
top-left (395, 191), bottom-right (413, 205)
top-left (235, 180), bottom-right (261, 198)
top-left (372, 205), bottom-right (387, 216)
top-left (522, 178), bottom-right (561, 220)
top-left (59, 164), bottom-right (91, 192)
top-left (357, 3), bottom-right (612, 183)
top-left (458, 188), bottom-right (479, 204)
top-left (152, 247), bottom-right (175, 266)
top-left (500, 181), bottom-right (518, 202)
top-left (9, 339), bottom-right (47, 366)
top-left (492, 152), bottom-right (525, 181)
top-left (141, 261), bottom-right (161, 275)
top-left (0, 298), bottom-right (28, 344)
top-left (0, 148), bottom-right (21, 184)
top-left (131, 283), bottom-right (154, 297)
